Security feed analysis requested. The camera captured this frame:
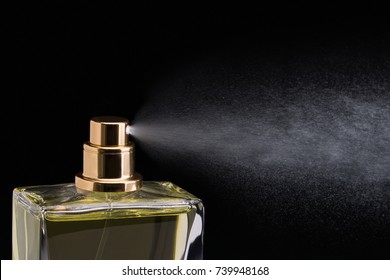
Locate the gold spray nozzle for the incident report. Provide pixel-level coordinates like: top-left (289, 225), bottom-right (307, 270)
top-left (90, 116), bottom-right (129, 146)
top-left (75, 116), bottom-right (142, 192)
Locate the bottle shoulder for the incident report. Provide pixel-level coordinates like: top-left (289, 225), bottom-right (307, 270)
top-left (13, 181), bottom-right (203, 219)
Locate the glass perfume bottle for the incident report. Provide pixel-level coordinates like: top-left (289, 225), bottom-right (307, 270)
top-left (12, 116), bottom-right (204, 260)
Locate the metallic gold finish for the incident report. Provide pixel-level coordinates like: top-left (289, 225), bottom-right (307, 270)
top-left (90, 116), bottom-right (129, 146)
top-left (75, 116), bottom-right (142, 192)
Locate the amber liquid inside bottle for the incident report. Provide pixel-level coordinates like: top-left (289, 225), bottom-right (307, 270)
top-left (13, 182), bottom-right (204, 260)
top-left (45, 213), bottom-right (193, 259)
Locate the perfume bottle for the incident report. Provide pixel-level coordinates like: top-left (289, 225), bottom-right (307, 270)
top-left (12, 116), bottom-right (204, 260)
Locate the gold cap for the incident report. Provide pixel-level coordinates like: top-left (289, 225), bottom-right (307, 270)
top-left (75, 116), bottom-right (142, 192)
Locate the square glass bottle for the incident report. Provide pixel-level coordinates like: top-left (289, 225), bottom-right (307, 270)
top-left (12, 117), bottom-right (204, 260)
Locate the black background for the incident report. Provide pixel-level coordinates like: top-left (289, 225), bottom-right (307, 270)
top-left (3, 2), bottom-right (390, 260)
